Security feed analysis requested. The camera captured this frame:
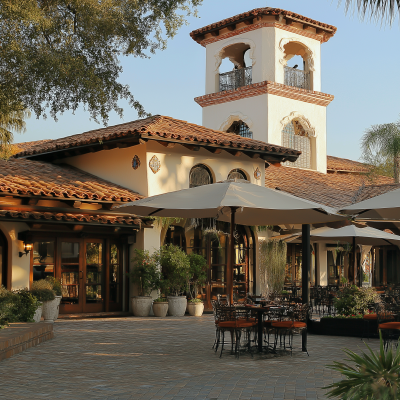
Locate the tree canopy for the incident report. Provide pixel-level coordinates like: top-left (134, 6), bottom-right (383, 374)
top-left (0, 0), bottom-right (202, 125)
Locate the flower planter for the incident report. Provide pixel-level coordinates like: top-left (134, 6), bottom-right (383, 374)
top-left (152, 302), bottom-right (169, 317)
top-left (53, 296), bottom-right (62, 321)
top-left (167, 296), bottom-right (187, 317)
top-left (33, 305), bottom-right (42, 323)
top-left (187, 302), bottom-right (204, 317)
top-left (42, 299), bottom-right (59, 323)
top-left (131, 296), bottom-right (153, 317)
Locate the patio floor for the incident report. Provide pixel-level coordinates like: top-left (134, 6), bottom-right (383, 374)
top-left (0, 315), bottom-right (380, 399)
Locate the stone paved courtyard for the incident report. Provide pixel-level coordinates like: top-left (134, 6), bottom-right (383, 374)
top-left (0, 315), bottom-right (380, 399)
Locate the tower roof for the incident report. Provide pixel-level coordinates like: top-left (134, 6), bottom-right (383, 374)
top-left (190, 7), bottom-right (337, 46)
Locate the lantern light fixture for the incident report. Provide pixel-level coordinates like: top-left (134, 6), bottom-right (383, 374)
top-left (19, 242), bottom-right (33, 257)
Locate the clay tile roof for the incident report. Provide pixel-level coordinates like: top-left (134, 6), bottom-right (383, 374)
top-left (190, 7), bottom-right (337, 41)
top-left (0, 158), bottom-right (143, 202)
top-left (14, 115), bottom-right (300, 159)
top-left (12, 140), bottom-right (53, 152)
top-left (0, 209), bottom-right (142, 226)
top-left (327, 155), bottom-right (369, 173)
top-left (352, 183), bottom-right (400, 204)
top-left (265, 164), bottom-right (394, 209)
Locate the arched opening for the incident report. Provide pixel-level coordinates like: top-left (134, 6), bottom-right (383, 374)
top-left (227, 169), bottom-right (248, 181)
top-left (218, 43), bottom-right (252, 92)
top-left (282, 41), bottom-right (313, 90)
top-left (282, 119), bottom-right (312, 169)
top-left (189, 164), bottom-right (213, 188)
top-left (0, 229), bottom-right (8, 288)
top-left (226, 120), bottom-right (253, 139)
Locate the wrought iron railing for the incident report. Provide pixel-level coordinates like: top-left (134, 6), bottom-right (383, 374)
top-left (219, 66), bottom-right (252, 92)
top-left (284, 66), bottom-right (311, 90)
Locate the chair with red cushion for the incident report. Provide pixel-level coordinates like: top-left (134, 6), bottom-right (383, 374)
top-left (361, 310), bottom-right (378, 341)
top-left (376, 303), bottom-right (399, 350)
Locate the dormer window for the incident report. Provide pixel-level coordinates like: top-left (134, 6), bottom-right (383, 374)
top-left (226, 120), bottom-right (252, 139)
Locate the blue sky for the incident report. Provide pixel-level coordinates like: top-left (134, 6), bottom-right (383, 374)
top-left (19, 0), bottom-right (400, 162)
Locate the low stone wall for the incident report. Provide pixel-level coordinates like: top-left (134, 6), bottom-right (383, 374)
top-left (0, 323), bottom-right (54, 361)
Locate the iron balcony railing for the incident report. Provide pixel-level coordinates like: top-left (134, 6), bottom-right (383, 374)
top-left (219, 66), bottom-right (252, 92)
top-left (284, 66), bottom-right (311, 90)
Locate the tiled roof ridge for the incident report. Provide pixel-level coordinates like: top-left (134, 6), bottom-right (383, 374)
top-left (327, 155), bottom-right (369, 172)
top-left (190, 7), bottom-right (337, 37)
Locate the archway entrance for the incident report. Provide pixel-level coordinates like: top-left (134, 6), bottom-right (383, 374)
top-left (0, 230), bottom-right (7, 288)
top-left (164, 222), bottom-right (255, 309)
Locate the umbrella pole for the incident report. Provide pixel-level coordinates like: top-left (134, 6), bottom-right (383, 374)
top-left (353, 236), bottom-right (357, 287)
top-left (227, 207), bottom-right (238, 306)
top-left (302, 224), bottom-right (310, 305)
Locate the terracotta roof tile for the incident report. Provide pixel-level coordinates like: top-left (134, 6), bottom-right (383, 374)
top-left (327, 156), bottom-right (369, 173)
top-left (190, 7), bottom-right (337, 41)
top-left (352, 183), bottom-right (400, 204)
top-left (0, 209), bottom-right (141, 226)
top-left (12, 140), bottom-right (53, 152)
top-left (14, 115), bottom-right (301, 159)
top-left (0, 159), bottom-right (142, 202)
top-left (265, 165), bottom-right (394, 209)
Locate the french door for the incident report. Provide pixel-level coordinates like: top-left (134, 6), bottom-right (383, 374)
top-left (59, 238), bottom-right (105, 313)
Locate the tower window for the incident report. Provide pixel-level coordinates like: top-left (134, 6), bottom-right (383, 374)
top-left (227, 169), bottom-right (247, 181)
top-left (226, 121), bottom-right (253, 139)
top-left (189, 164), bottom-right (213, 188)
top-left (282, 120), bottom-right (311, 169)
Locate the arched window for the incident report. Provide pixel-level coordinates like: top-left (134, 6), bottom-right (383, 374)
top-left (282, 120), bottom-right (311, 169)
top-left (227, 169), bottom-right (247, 181)
top-left (189, 164), bottom-right (213, 188)
top-left (226, 120), bottom-right (253, 139)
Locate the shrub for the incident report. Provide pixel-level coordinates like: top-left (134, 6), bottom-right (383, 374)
top-left (128, 249), bottom-right (161, 297)
top-left (153, 297), bottom-right (167, 303)
top-left (45, 276), bottom-right (62, 296)
top-left (324, 332), bottom-right (400, 399)
top-left (157, 244), bottom-right (190, 296)
top-left (31, 288), bottom-right (55, 302)
top-left (32, 279), bottom-right (53, 291)
top-left (0, 285), bottom-right (14, 327)
top-left (188, 253), bottom-right (207, 299)
top-left (334, 285), bottom-right (380, 316)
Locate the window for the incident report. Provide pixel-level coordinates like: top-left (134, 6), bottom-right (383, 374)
top-left (189, 164), bottom-right (213, 188)
top-left (227, 120), bottom-right (253, 139)
top-left (227, 169), bottom-right (247, 181)
top-left (33, 240), bottom-right (55, 281)
top-left (282, 120), bottom-right (311, 169)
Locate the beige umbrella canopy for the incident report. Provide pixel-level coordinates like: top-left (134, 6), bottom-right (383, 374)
top-left (118, 180), bottom-right (344, 303)
top-left (340, 187), bottom-right (400, 220)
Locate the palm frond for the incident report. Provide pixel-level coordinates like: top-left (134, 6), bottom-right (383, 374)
top-left (343, 0), bottom-right (400, 23)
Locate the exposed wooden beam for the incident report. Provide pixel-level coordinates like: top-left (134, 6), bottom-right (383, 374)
top-left (28, 199), bottom-right (39, 206)
top-left (226, 150), bottom-right (242, 157)
top-left (157, 141), bottom-right (176, 148)
top-left (73, 225), bottom-right (84, 231)
top-left (116, 143), bottom-right (128, 149)
top-left (182, 144), bottom-right (200, 151)
top-left (73, 201), bottom-right (82, 209)
top-left (205, 147), bottom-right (222, 154)
top-left (139, 138), bottom-right (148, 145)
top-left (226, 25), bottom-right (236, 31)
top-left (210, 30), bottom-right (219, 37)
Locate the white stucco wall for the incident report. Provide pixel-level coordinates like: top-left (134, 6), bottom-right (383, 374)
top-left (0, 221), bottom-right (31, 290)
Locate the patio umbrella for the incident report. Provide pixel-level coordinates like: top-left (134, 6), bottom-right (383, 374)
top-left (310, 225), bottom-right (400, 286)
top-left (117, 180), bottom-right (344, 304)
top-left (340, 187), bottom-right (400, 220)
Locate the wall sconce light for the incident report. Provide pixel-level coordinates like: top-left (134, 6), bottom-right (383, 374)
top-left (19, 242), bottom-right (33, 257)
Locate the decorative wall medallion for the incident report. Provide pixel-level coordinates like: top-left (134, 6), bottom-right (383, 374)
top-left (254, 167), bottom-right (261, 180)
top-left (149, 155), bottom-right (161, 174)
top-left (132, 155), bottom-right (140, 170)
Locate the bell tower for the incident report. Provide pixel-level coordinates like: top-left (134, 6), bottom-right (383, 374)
top-left (191, 8), bottom-right (336, 173)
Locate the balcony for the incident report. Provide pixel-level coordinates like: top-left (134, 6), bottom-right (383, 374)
top-left (284, 66), bottom-right (311, 90)
top-left (219, 66), bottom-right (252, 92)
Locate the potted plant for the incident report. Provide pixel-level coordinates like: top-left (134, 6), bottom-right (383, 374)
top-left (157, 244), bottom-right (190, 317)
top-left (152, 297), bottom-right (169, 317)
top-left (187, 253), bottom-right (207, 317)
top-left (128, 249), bottom-right (161, 317)
top-left (32, 299), bottom-right (43, 323)
top-left (45, 276), bottom-right (62, 321)
top-left (31, 281), bottom-right (56, 323)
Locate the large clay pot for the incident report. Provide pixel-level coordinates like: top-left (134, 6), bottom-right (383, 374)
top-left (167, 296), bottom-right (187, 317)
top-left (33, 305), bottom-right (42, 323)
top-left (53, 296), bottom-right (62, 321)
top-left (152, 302), bottom-right (169, 318)
top-left (42, 299), bottom-right (58, 323)
top-left (131, 296), bottom-right (153, 317)
top-left (187, 302), bottom-right (204, 317)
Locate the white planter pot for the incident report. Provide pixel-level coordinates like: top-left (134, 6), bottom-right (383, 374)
top-left (152, 302), bottom-right (169, 318)
top-left (131, 296), bottom-right (153, 317)
top-left (42, 299), bottom-right (58, 323)
top-left (33, 306), bottom-right (42, 323)
top-left (167, 296), bottom-right (187, 317)
top-left (53, 296), bottom-right (62, 321)
top-left (187, 302), bottom-right (204, 317)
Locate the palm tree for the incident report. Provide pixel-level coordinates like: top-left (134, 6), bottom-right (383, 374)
top-left (361, 121), bottom-right (400, 183)
top-left (342, 0), bottom-right (400, 23)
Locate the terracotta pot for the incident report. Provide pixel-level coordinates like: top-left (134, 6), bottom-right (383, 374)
top-left (187, 302), bottom-right (204, 317)
top-left (53, 296), bottom-right (62, 321)
top-left (152, 302), bottom-right (169, 317)
top-left (42, 299), bottom-right (58, 323)
top-left (131, 296), bottom-right (153, 317)
top-left (33, 305), bottom-right (42, 323)
top-left (167, 296), bottom-right (187, 317)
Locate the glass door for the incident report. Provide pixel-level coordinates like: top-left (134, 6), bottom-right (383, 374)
top-left (85, 240), bottom-right (104, 312)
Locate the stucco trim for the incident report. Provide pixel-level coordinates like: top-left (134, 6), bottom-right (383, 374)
top-left (280, 112), bottom-right (316, 137)
top-left (219, 112), bottom-right (254, 132)
top-left (214, 38), bottom-right (256, 71)
top-left (278, 38), bottom-right (315, 72)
